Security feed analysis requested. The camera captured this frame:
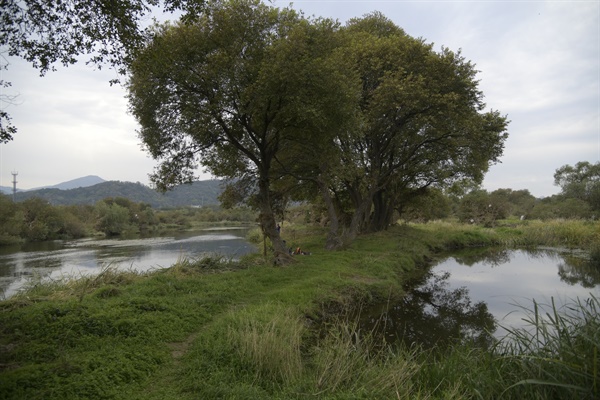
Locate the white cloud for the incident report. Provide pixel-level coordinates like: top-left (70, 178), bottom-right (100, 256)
top-left (1, 0), bottom-right (599, 197)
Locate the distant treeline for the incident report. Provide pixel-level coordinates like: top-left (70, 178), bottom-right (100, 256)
top-left (0, 195), bottom-right (257, 245)
top-left (11, 180), bottom-right (223, 208)
top-left (390, 161), bottom-right (600, 226)
top-left (1, 161), bottom-right (598, 245)
top-left (397, 187), bottom-right (597, 226)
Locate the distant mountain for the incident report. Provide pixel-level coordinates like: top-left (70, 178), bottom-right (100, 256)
top-left (30, 175), bottom-right (106, 191)
top-left (0, 186), bottom-right (16, 195)
top-left (11, 179), bottom-right (223, 208)
top-left (1, 175), bottom-right (105, 194)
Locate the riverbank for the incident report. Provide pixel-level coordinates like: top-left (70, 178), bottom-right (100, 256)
top-left (0, 221), bottom-right (598, 399)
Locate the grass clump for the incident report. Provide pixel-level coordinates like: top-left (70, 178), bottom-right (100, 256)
top-left (413, 295), bottom-right (600, 399)
top-left (228, 303), bottom-right (305, 384)
top-left (309, 320), bottom-right (420, 399)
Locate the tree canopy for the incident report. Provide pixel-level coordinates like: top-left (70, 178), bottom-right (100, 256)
top-left (0, 0), bottom-right (206, 142)
top-left (554, 161), bottom-right (600, 212)
top-left (307, 13), bottom-right (508, 247)
top-left (128, 0), bottom-right (358, 262)
top-left (128, 0), bottom-right (509, 259)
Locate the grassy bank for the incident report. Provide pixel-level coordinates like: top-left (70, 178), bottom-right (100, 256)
top-left (0, 221), bottom-right (598, 399)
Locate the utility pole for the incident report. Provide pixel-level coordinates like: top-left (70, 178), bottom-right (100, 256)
top-left (11, 171), bottom-right (17, 202)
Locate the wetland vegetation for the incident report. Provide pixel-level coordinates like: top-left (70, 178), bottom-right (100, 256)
top-left (0, 219), bottom-right (598, 399)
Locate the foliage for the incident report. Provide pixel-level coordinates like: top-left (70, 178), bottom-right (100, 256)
top-left (457, 189), bottom-right (510, 226)
top-left (530, 196), bottom-right (593, 220)
top-left (0, 194), bottom-right (22, 244)
top-left (400, 188), bottom-right (451, 222)
top-left (0, 191), bottom-right (257, 245)
top-left (489, 188), bottom-right (537, 217)
top-left (95, 200), bottom-right (132, 235)
top-left (453, 186), bottom-right (595, 224)
top-left (128, 0), bottom-right (356, 261)
top-left (554, 161), bottom-right (600, 211)
top-left (0, 0), bottom-right (207, 142)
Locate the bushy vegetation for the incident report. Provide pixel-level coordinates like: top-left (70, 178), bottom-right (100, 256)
top-left (404, 186), bottom-right (597, 226)
top-left (0, 223), bottom-right (597, 399)
top-left (0, 194), bottom-right (256, 245)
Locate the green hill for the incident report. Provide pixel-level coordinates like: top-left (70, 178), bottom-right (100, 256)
top-left (13, 180), bottom-right (223, 208)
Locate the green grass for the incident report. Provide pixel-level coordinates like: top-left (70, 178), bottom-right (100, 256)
top-left (0, 221), bottom-right (598, 399)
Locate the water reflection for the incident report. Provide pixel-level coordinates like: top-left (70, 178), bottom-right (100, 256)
top-left (0, 228), bottom-right (256, 298)
top-left (357, 247), bottom-right (600, 350)
top-left (557, 255), bottom-right (600, 288)
top-left (358, 269), bottom-right (496, 350)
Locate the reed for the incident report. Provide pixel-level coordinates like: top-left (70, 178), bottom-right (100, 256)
top-left (495, 295), bottom-right (599, 399)
top-left (14, 264), bottom-right (142, 301)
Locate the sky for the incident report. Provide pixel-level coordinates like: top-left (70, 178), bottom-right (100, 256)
top-left (0, 0), bottom-right (599, 198)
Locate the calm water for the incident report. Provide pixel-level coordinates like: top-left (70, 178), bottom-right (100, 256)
top-left (0, 227), bottom-right (256, 299)
top-left (357, 248), bottom-right (600, 349)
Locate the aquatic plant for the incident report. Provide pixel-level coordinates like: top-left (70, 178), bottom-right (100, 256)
top-left (496, 295), bottom-right (599, 399)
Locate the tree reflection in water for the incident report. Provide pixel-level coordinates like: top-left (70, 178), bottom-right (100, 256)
top-left (355, 247), bottom-right (599, 351)
top-left (558, 256), bottom-right (600, 288)
top-left (356, 269), bottom-right (497, 351)
top-left (450, 246), bottom-right (600, 288)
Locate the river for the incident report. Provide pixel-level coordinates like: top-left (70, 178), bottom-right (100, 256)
top-left (355, 247), bottom-right (600, 349)
top-left (3, 235), bottom-right (599, 349)
top-left (0, 227), bottom-right (256, 299)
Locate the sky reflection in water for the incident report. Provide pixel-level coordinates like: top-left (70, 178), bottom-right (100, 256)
top-left (357, 248), bottom-right (599, 350)
top-left (0, 228), bottom-right (256, 298)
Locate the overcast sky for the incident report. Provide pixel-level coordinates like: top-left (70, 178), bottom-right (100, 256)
top-left (0, 0), bottom-right (598, 197)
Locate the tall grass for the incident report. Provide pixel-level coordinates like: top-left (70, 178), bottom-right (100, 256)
top-left (413, 295), bottom-right (599, 399)
top-left (495, 295), bottom-right (599, 399)
top-left (308, 319), bottom-right (420, 398)
top-left (227, 304), bottom-right (305, 384)
top-left (513, 219), bottom-right (600, 249)
top-left (227, 308), bottom-right (422, 399)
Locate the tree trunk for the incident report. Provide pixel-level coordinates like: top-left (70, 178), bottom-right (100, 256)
top-left (341, 193), bottom-right (372, 245)
top-left (370, 190), bottom-right (395, 232)
top-left (257, 178), bottom-right (293, 265)
top-left (317, 177), bottom-right (344, 250)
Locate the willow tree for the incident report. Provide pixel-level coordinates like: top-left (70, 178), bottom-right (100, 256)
top-left (317, 13), bottom-right (509, 247)
top-left (127, 0), bottom-right (354, 263)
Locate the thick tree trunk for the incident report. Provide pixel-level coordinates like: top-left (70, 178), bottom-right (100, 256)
top-left (341, 194), bottom-right (372, 244)
top-left (370, 190), bottom-right (395, 232)
top-left (257, 178), bottom-right (294, 265)
top-left (317, 178), bottom-right (344, 250)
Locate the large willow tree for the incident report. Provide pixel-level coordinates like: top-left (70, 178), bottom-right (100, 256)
top-left (315, 13), bottom-right (509, 248)
top-left (128, 1), bottom-right (508, 256)
top-left (128, 0), bottom-right (356, 262)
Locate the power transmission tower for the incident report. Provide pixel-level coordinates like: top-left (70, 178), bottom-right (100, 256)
top-left (11, 171), bottom-right (17, 201)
